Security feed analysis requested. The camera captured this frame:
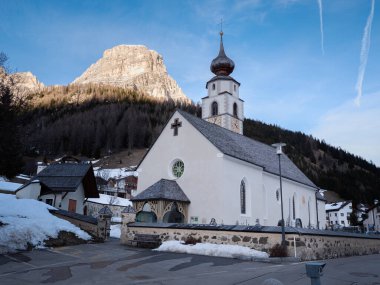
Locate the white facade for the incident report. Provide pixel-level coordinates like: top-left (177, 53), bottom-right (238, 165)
top-left (136, 111), bottom-right (320, 227)
top-left (363, 205), bottom-right (380, 232)
top-left (202, 79), bottom-right (244, 134)
top-left (16, 182), bottom-right (86, 214)
top-left (325, 201), bottom-right (352, 228)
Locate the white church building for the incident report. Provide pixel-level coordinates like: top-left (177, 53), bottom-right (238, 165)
top-left (132, 32), bottom-right (324, 228)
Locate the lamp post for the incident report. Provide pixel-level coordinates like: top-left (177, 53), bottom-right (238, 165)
top-left (272, 143), bottom-right (286, 246)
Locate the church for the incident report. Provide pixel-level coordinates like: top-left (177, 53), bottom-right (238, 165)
top-left (131, 32), bottom-right (325, 228)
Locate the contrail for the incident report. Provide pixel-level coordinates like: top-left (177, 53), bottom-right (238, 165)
top-left (355, 0), bottom-right (375, 106)
top-left (317, 0), bottom-right (324, 54)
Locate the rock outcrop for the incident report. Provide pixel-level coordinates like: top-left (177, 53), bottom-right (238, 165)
top-left (12, 71), bottom-right (45, 94)
top-left (73, 45), bottom-right (189, 103)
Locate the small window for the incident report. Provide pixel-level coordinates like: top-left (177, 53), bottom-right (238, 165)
top-left (233, 103), bottom-right (238, 117)
top-left (211, 101), bottom-right (218, 116)
top-left (212, 83), bottom-right (215, 90)
top-left (45, 199), bottom-right (53, 206)
top-left (234, 84), bottom-right (236, 91)
top-left (240, 180), bottom-right (246, 214)
top-left (341, 221), bottom-right (345, 225)
top-left (340, 213), bottom-right (344, 216)
top-left (335, 213), bottom-right (337, 217)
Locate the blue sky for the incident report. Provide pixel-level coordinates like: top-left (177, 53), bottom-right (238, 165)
top-left (1, 0), bottom-right (379, 165)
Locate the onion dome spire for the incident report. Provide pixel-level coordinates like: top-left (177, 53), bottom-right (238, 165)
top-left (210, 31), bottom-right (235, 76)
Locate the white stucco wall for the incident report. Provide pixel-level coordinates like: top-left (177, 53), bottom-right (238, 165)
top-left (16, 182), bottom-right (41, 200)
top-left (137, 111), bottom-right (224, 224)
top-left (363, 207), bottom-right (380, 231)
top-left (317, 200), bottom-right (326, 229)
top-left (206, 79), bottom-right (239, 98)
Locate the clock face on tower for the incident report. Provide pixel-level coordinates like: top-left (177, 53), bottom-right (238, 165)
top-left (232, 118), bottom-right (240, 133)
top-left (208, 116), bottom-right (222, 126)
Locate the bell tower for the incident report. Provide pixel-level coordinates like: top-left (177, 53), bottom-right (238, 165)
top-left (202, 30), bottom-right (244, 134)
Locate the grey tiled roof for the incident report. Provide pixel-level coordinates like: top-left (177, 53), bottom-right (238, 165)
top-left (178, 110), bottom-right (317, 189)
top-left (36, 164), bottom-right (91, 191)
top-left (122, 205), bottom-right (136, 213)
top-left (98, 206), bottom-right (113, 215)
top-left (131, 179), bottom-right (190, 203)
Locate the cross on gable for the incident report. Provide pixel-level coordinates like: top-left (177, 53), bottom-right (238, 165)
top-left (171, 118), bottom-right (182, 136)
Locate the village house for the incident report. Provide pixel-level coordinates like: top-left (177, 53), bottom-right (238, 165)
top-left (325, 201), bottom-right (352, 228)
top-left (132, 32), bottom-right (325, 228)
top-left (363, 201), bottom-right (380, 232)
top-left (16, 163), bottom-right (99, 215)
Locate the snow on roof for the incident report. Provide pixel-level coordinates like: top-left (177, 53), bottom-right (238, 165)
top-left (94, 167), bottom-right (138, 180)
top-left (87, 193), bottom-right (132, 207)
top-left (0, 181), bottom-right (23, 192)
top-left (0, 193), bottom-right (90, 252)
top-left (325, 201), bottom-right (351, 211)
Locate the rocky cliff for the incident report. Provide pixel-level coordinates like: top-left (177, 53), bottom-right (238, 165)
top-left (12, 71), bottom-right (45, 94)
top-left (72, 45), bottom-right (189, 103)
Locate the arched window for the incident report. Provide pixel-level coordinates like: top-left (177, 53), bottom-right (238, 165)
top-left (233, 103), bottom-right (238, 117)
top-left (240, 180), bottom-right (246, 214)
top-left (136, 202), bottom-right (157, 223)
top-left (211, 101), bottom-right (218, 116)
top-left (212, 83), bottom-right (216, 90)
top-left (234, 84), bottom-right (236, 91)
top-left (163, 203), bottom-right (184, 223)
top-left (292, 195), bottom-right (296, 220)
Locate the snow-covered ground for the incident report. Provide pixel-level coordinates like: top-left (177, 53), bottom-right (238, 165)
top-left (110, 224), bottom-right (121, 238)
top-left (94, 167), bottom-right (138, 180)
top-left (0, 194), bottom-right (91, 253)
top-left (87, 193), bottom-right (132, 207)
top-left (154, 241), bottom-right (269, 259)
top-left (0, 181), bottom-right (23, 192)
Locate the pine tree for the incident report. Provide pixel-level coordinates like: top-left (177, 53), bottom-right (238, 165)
top-left (0, 53), bottom-right (24, 178)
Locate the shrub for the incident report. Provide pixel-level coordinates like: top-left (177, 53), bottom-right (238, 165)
top-left (269, 244), bottom-right (288, 257)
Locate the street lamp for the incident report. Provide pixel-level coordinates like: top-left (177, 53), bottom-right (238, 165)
top-left (272, 142), bottom-right (286, 246)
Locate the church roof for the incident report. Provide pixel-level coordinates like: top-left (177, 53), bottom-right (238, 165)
top-left (131, 179), bottom-right (190, 203)
top-left (178, 110), bottom-right (318, 189)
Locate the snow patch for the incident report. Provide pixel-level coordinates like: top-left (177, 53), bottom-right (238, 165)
top-left (110, 224), bottom-right (121, 238)
top-left (154, 241), bottom-right (269, 259)
top-left (0, 194), bottom-right (91, 252)
top-left (0, 181), bottom-right (23, 192)
top-left (87, 194), bottom-right (132, 207)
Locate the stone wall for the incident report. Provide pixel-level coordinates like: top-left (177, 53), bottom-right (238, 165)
top-left (121, 223), bottom-right (380, 261)
top-left (50, 210), bottom-right (110, 241)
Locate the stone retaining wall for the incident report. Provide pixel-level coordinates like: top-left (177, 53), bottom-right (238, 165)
top-left (122, 223), bottom-right (380, 261)
top-left (51, 210), bottom-right (110, 241)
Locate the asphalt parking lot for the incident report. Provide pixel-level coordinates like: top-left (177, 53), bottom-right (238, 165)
top-left (0, 238), bottom-right (379, 285)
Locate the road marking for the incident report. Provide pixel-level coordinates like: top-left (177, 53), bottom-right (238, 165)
top-left (196, 270), bottom-right (229, 276)
top-left (4, 254), bottom-right (37, 269)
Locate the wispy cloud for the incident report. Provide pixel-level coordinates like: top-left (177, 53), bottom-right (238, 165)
top-left (317, 0), bottom-right (325, 55)
top-left (312, 90), bottom-right (380, 166)
top-left (355, 0), bottom-right (375, 106)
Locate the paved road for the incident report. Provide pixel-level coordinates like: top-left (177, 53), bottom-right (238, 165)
top-left (0, 238), bottom-right (379, 285)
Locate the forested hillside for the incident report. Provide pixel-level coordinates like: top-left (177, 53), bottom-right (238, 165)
top-left (20, 85), bottom-right (379, 204)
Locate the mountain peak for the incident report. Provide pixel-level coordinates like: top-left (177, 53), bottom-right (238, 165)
top-left (72, 45), bottom-right (189, 103)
